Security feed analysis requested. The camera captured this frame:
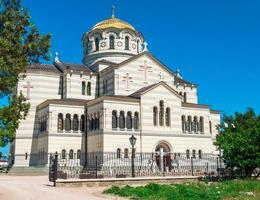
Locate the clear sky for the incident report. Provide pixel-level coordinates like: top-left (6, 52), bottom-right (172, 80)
top-left (1, 0), bottom-right (260, 154)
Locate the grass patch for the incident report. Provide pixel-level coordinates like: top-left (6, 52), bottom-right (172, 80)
top-left (104, 179), bottom-right (260, 200)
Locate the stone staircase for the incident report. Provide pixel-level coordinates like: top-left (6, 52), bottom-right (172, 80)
top-left (7, 166), bottom-right (49, 176)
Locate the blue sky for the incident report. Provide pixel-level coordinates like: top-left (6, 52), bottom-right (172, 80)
top-left (1, 0), bottom-right (260, 155)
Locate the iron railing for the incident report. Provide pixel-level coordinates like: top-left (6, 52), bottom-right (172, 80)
top-left (49, 152), bottom-right (224, 180)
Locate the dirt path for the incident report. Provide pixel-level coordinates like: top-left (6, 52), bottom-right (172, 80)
top-left (0, 175), bottom-right (125, 200)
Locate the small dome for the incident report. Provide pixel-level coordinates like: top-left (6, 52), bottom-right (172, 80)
top-left (91, 17), bottom-right (135, 31)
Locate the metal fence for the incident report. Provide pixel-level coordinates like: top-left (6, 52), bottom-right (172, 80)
top-left (49, 152), bottom-right (224, 181)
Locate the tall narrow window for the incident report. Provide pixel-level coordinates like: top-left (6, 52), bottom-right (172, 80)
top-left (193, 116), bottom-right (198, 133)
top-left (73, 114), bottom-right (79, 131)
top-left (126, 111), bottom-right (132, 129)
top-left (87, 82), bottom-right (91, 96)
top-left (209, 120), bottom-right (212, 134)
top-left (124, 148), bottom-right (129, 158)
top-left (81, 81), bottom-right (86, 95)
top-left (112, 110), bottom-right (118, 129)
top-left (62, 149), bottom-right (66, 159)
top-left (181, 115), bottom-right (186, 133)
top-left (198, 150), bottom-right (202, 159)
top-left (134, 112), bottom-right (139, 130)
top-left (137, 40), bottom-right (140, 53)
top-left (159, 100), bottom-right (164, 126)
top-left (179, 92), bottom-right (183, 101)
top-left (200, 116), bottom-right (204, 133)
top-left (69, 149), bottom-right (74, 159)
top-left (183, 92), bottom-right (187, 103)
top-left (153, 106), bottom-right (158, 126)
top-left (187, 116), bottom-right (192, 133)
top-left (80, 115), bottom-right (85, 132)
top-left (65, 114), bottom-right (71, 131)
top-left (192, 149), bottom-right (196, 158)
top-left (186, 149), bottom-right (190, 159)
top-left (165, 107), bottom-right (171, 127)
top-left (109, 35), bottom-right (115, 49)
top-left (95, 38), bottom-right (99, 51)
top-left (77, 149), bottom-right (81, 159)
top-left (125, 36), bottom-right (129, 50)
top-left (116, 148), bottom-right (121, 158)
top-left (57, 113), bottom-right (63, 131)
top-left (119, 111), bottom-right (125, 129)
top-left (102, 80), bottom-right (106, 95)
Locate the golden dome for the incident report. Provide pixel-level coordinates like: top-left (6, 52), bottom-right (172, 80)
top-left (91, 17), bottom-right (135, 31)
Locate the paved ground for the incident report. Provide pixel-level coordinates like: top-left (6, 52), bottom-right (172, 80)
top-left (0, 175), bottom-right (125, 200)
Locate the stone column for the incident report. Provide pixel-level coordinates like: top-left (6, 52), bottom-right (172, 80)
top-left (160, 147), bottom-right (164, 172)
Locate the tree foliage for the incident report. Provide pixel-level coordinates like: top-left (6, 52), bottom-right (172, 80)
top-left (0, 0), bottom-right (51, 147)
top-left (215, 108), bottom-right (260, 177)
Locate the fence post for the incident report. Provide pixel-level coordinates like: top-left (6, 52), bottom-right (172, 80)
top-left (191, 157), bottom-right (194, 176)
top-left (53, 152), bottom-right (58, 187)
top-left (216, 157), bottom-right (219, 176)
top-left (95, 155), bottom-right (98, 178)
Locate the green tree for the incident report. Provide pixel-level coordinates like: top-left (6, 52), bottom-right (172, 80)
top-left (215, 108), bottom-right (260, 177)
top-left (0, 0), bottom-right (51, 147)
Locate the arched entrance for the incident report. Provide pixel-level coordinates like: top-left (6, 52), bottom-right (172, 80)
top-left (154, 141), bottom-right (172, 171)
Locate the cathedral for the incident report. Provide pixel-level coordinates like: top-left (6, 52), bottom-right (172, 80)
top-left (10, 9), bottom-right (220, 168)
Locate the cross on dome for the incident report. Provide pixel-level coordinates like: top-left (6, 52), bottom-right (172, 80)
top-left (112, 5), bottom-right (115, 18)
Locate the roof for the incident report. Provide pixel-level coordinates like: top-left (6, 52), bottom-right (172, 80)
top-left (182, 102), bottom-right (210, 109)
top-left (99, 51), bottom-right (194, 86)
top-left (27, 63), bottom-right (60, 74)
top-left (87, 95), bottom-right (140, 106)
top-left (92, 17), bottom-right (135, 31)
top-left (54, 62), bottom-right (93, 74)
top-left (37, 98), bottom-right (88, 110)
top-left (130, 81), bottom-right (182, 98)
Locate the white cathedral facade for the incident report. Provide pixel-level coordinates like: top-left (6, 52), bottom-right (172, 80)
top-left (10, 12), bottom-right (220, 167)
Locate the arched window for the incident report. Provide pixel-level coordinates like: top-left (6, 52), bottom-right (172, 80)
top-left (200, 116), bottom-right (204, 133)
top-left (102, 80), bottom-right (106, 94)
top-left (77, 149), bottom-right (81, 159)
top-left (153, 106), bottom-right (158, 126)
top-left (193, 116), bottom-right (198, 133)
top-left (179, 92), bottom-right (183, 101)
top-left (116, 148), bottom-right (121, 158)
top-left (65, 114), bottom-right (71, 131)
top-left (112, 110), bottom-right (118, 129)
top-left (198, 150), bottom-right (202, 159)
top-left (119, 111), bottom-right (125, 129)
top-left (183, 92), bottom-right (187, 103)
top-left (134, 112), bottom-right (139, 130)
top-left (93, 116), bottom-right (97, 130)
top-left (125, 36), bottom-right (129, 50)
top-left (81, 81), bottom-right (86, 95)
top-left (137, 40), bottom-right (140, 53)
top-left (62, 149), bottom-right (66, 159)
top-left (87, 82), bottom-right (91, 96)
top-left (124, 148), bottom-right (129, 158)
top-left (73, 114), bottom-right (79, 131)
top-left (96, 113), bottom-right (100, 130)
top-left (181, 115), bottom-right (186, 133)
top-left (187, 116), bottom-right (192, 133)
top-left (95, 38), bottom-right (99, 51)
top-left (126, 112), bottom-right (132, 129)
top-left (186, 149), bottom-right (190, 159)
top-left (80, 115), bottom-right (85, 132)
top-left (209, 121), bottom-right (212, 134)
top-left (69, 149), bottom-right (74, 159)
top-left (109, 35), bottom-right (115, 49)
top-left (192, 149), bottom-right (196, 158)
top-left (159, 100), bottom-right (164, 126)
top-left (88, 115), bottom-right (92, 131)
top-left (165, 107), bottom-right (171, 127)
top-left (57, 113), bottom-right (63, 131)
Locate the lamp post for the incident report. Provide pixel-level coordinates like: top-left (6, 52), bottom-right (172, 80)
top-left (129, 135), bottom-right (137, 178)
